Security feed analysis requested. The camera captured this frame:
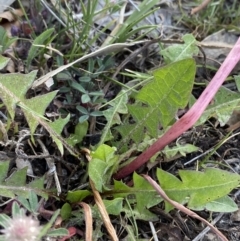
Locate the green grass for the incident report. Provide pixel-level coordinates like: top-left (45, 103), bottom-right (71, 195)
top-left (177, 0), bottom-right (240, 39)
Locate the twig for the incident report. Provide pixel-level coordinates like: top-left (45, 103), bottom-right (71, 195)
top-left (191, 0), bottom-right (212, 15)
top-left (37, 139), bottom-right (61, 195)
top-left (192, 213), bottom-right (225, 241)
top-left (149, 221), bottom-right (159, 241)
top-left (184, 148), bottom-right (213, 166)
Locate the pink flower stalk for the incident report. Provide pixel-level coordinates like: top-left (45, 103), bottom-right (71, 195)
top-left (114, 37), bottom-right (240, 179)
top-left (1, 215), bottom-right (41, 241)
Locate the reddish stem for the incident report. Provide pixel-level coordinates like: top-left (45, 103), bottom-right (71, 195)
top-left (58, 227), bottom-right (77, 241)
top-left (114, 37), bottom-right (240, 180)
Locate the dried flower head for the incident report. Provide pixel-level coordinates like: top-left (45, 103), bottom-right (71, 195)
top-left (0, 202), bottom-right (42, 241)
top-left (1, 214), bottom-right (41, 241)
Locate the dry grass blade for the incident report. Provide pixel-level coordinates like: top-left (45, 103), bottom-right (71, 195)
top-left (90, 179), bottom-right (118, 241)
top-left (142, 174), bottom-right (228, 241)
top-left (101, 2), bottom-right (127, 47)
top-left (79, 202), bottom-right (93, 241)
top-left (31, 40), bottom-right (150, 89)
top-left (192, 213), bottom-right (225, 241)
top-left (191, 0), bottom-right (212, 15)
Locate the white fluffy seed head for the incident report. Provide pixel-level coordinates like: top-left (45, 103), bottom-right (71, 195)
top-left (1, 215), bottom-right (41, 241)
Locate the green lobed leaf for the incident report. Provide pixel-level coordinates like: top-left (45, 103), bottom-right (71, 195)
top-left (6, 167), bottom-right (27, 187)
top-left (23, 91), bottom-right (58, 135)
top-left (133, 173), bottom-right (162, 211)
top-left (102, 198), bottom-right (123, 215)
top-left (192, 195), bottom-right (238, 213)
top-left (89, 160), bottom-right (110, 192)
top-left (27, 176), bottom-right (48, 200)
top-left (66, 190), bottom-right (92, 203)
top-left (162, 143), bottom-right (199, 159)
top-left (156, 168), bottom-right (240, 212)
top-left (0, 185), bottom-right (19, 199)
top-left (115, 123), bottom-right (143, 146)
top-left (161, 34), bottom-right (199, 63)
top-left (118, 59), bottom-right (196, 145)
top-left (137, 58), bottom-right (196, 129)
top-left (0, 161), bottom-right (47, 199)
top-left (89, 144), bottom-right (118, 192)
top-left (0, 71), bottom-right (37, 119)
top-left (193, 86), bottom-right (240, 126)
top-left (48, 115), bottom-right (70, 155)
top-left (112, 174), bottom-right (162, 219)
top-left (100, 90), bottom-right (128, 145)
top-left (127, 105), bottom-right (151, 142)
top-left (113, 180), bottom-right (132, 198)
top-left (123, 205), bottom-right (158, 222)
top-left (91, 144), bottom-right (117, 164)
top-left (0, 71), bottom-right (72, 154)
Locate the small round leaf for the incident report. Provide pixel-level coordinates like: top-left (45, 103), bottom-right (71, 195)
top-left (79, 115), bottom-right (89, 123)
top-left (81, 94), bottom-right (91, 103)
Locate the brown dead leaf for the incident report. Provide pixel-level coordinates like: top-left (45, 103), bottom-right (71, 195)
top-left (17, 59), bottom-right (24, 72)
top-left (0, 9), bottom-right (23, 22)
